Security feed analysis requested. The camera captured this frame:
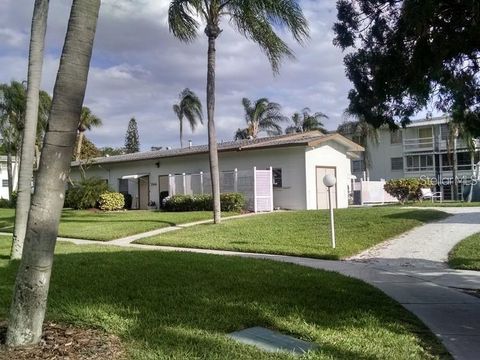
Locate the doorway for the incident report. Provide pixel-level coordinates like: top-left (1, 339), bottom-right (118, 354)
top-left (316, 167), bottom-right (337, 209)
top-left (138, 175), bottom-right (150, 210)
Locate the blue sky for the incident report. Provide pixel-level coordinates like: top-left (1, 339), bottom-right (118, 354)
top-left (0, 0), bottom-right (354, 151)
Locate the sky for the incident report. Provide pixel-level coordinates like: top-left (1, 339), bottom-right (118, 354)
top-left (0, 0), bottom-right (354, 151)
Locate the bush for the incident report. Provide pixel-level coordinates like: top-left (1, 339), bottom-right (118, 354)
top-left (99, 192), bottom-right (125, 211)
top-left (0, 198), bottom-right (11, 208)
top-left (65, 177), bottom-right (110, 210)
top-left (10, 191), bottom-right (17, 208)
top-left (122, 193), bottom-right (133, 210)
top-left (384, 178), bottom-right (433, 203)
top-left (164, 193), bottom-right (246, 212)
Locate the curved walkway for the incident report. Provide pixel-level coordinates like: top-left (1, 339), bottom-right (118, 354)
top-left (60, 207), bottom-right (480, 360)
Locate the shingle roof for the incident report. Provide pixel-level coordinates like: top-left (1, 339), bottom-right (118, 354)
top-left (71, 131), bottom-right (363, 167)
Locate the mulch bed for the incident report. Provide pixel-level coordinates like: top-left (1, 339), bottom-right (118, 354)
top-left (0, 321), bottom-right (125, 360)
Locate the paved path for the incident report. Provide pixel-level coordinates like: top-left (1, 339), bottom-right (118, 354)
top-left (56, 207), bottom-right (480, 359)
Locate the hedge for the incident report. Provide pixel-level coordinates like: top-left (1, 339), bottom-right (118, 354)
top-left (164, 193), bottom-right (246, 212)
top-left (384, 178), bottom-right (434, 203)
top-left (99, 192), bottom-right (125, 211)
top-left (65, 177), bottom-right (110, 210)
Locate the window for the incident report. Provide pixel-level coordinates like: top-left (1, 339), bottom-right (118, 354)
top-left (118, 179), bottom-right (128, 193)
top-left (391, 157), bottom-right (404, 171)
top-left (272, 168), bottom-right (282, 188)
top-left (406, 155), bottom-right (433, 171)
top-left (352, 160), bottom-right (364, 173)
top-left (2, 179), bottom-right (8, 187)
top-left (390, 130), bottom-right (402, 145)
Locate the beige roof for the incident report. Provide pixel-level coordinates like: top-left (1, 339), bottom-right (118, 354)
top-left (71, 131), bottom-right (364, 167)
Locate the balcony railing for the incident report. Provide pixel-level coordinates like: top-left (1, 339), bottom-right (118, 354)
top-left (405, 166), bottom-right (434, 173)
top-left (403, 137), bottom-right (434, 152)
top-left (405, 164), bottom-right (476, 173)
top-left (405, 137), bottom-right (480, 153)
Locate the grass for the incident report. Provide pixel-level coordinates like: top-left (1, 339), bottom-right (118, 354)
top-left (136, 207), bottom-right (449, 259)
top-left (0, 209), bottom-right (233, 241)
top-left (0, 236), bottom-right (448, 359)
top-left (449, 233), bottom-right (480, 270)
top-left (389, 201), bottom-right (480, 208)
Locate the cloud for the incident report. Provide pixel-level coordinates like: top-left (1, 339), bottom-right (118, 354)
top-left (0, 0), bottom-right (353, 150)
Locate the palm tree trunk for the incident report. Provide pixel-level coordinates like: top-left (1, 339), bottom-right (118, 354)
top-left (75, 131), bottom-right (84, 160)
top-left (11, 0), bottom-right (50, 260)
top-left (206, 34), bottom-right (221, 224)
top-left (452, 130), bottom-right (459, 200)
top-left (6, 151), bottom-right (13, 200)
top-left (6, 0), bottom-right (100, 346)
top-left (180, 118), bottom-right (184, 148)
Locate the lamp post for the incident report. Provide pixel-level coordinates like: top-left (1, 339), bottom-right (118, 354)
top-left (323, 174), bottom-right (336, 248)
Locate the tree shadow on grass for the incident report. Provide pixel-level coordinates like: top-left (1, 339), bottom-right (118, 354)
top-left (0, 247), bottom-right (449, 360)
top-left (384, 209), bottom-right (451, 222)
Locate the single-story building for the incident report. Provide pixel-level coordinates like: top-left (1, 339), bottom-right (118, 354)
top-left (70, 131), bottom-right (364, 210)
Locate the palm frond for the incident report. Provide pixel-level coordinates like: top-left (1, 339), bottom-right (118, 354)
top-left (168, 0), bottom-right (202, 42)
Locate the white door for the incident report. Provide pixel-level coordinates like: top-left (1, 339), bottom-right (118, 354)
top-left (316, 167), bottom-right (337, 209)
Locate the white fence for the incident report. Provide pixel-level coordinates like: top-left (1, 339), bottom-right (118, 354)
top-left (167, 167), bottom-right (273, 212)
top-left (354, 180), bottom-right (398, 205)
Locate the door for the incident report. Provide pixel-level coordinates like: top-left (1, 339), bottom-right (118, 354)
top-left (138, 175), bottom-right (150, 210)
top-left (316, 167), bottom-right (337, 209)
top-left (158, 175), bottom-right (169, 208)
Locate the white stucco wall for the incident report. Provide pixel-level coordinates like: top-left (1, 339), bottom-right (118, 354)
top-left (70, 147), bottom-right (308, 210)
top-left (70, 143), bottom-right (354, 210)
top-left (0, 158), bottom-right (18, 200)
top-left (304, 143), bottom-right (352, 209)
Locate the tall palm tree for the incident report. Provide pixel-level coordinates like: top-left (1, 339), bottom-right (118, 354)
top-left (6, 0), bottom-right (101, 347)
top-left (173, 88), bottom-right (203, 148)
top-left (337, 117), bottom-right (379, 179)
top-left (75, 106), bottom-right (102, 161)
top-left (285, 108), bottom-right (328, 134)
top-left (446, 120), bottom-right (476, 201)
top-left (235, 97), bottom-right (286, 140)
top-left (11, 0), bottom-right (50, 260)
top-left (169, 0), bottom-right (309, 224)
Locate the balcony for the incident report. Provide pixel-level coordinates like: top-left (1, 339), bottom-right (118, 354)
top-left (403, 137), bottom-right (434, 153)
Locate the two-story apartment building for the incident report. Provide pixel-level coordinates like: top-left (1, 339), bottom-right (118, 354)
top-left (349, 116), bottom-right (479, 200)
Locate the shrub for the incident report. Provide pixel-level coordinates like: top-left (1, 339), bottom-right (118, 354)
top-left (122, 193), bottom-right (133, 210)
top-left (220, 193), bottom-right (246, 212)
top-left (164, 193), bottom-right (246, 212)
top-left (65, 177), bottom-right (110, 210)
top-left (10, 191), bottom-right (17, 208)
top-left (99, 192), bottom-right (125, 211)
top-left (384, 178), bottom-right (433, 203)
top-left (0, 198), bottom-right (11, 208)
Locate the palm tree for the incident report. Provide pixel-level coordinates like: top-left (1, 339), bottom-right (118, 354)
top-left (6, 0), bottom-right (101, 347)
top-left (285, 108), bottom-right (328, 134)
top-left (75, 106), bottom-right (102, 161)
top-left (446, 120), bottom-right (476, 201)
top-left (173, 88), bottom-right (203, 148)
top-left (235, 98), bottom-right (286, 140)
top-left (169, 0), bottom-right (309, 224)
top-left (11, 0), bottom-right (50, 260)
top-left (337, 117), bottom-right (379, 179)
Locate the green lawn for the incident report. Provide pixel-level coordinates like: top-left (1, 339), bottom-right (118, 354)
top-left (449, 233), bottom-right (480, 270)
top-left (136, 208), bottom-right (449, 259)
top-left (0, 236), bottom-right (448, 359)
top-left (392, 201), bottom-right (480, 208)
top-left (0, 209), bottom-right (229, 241)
